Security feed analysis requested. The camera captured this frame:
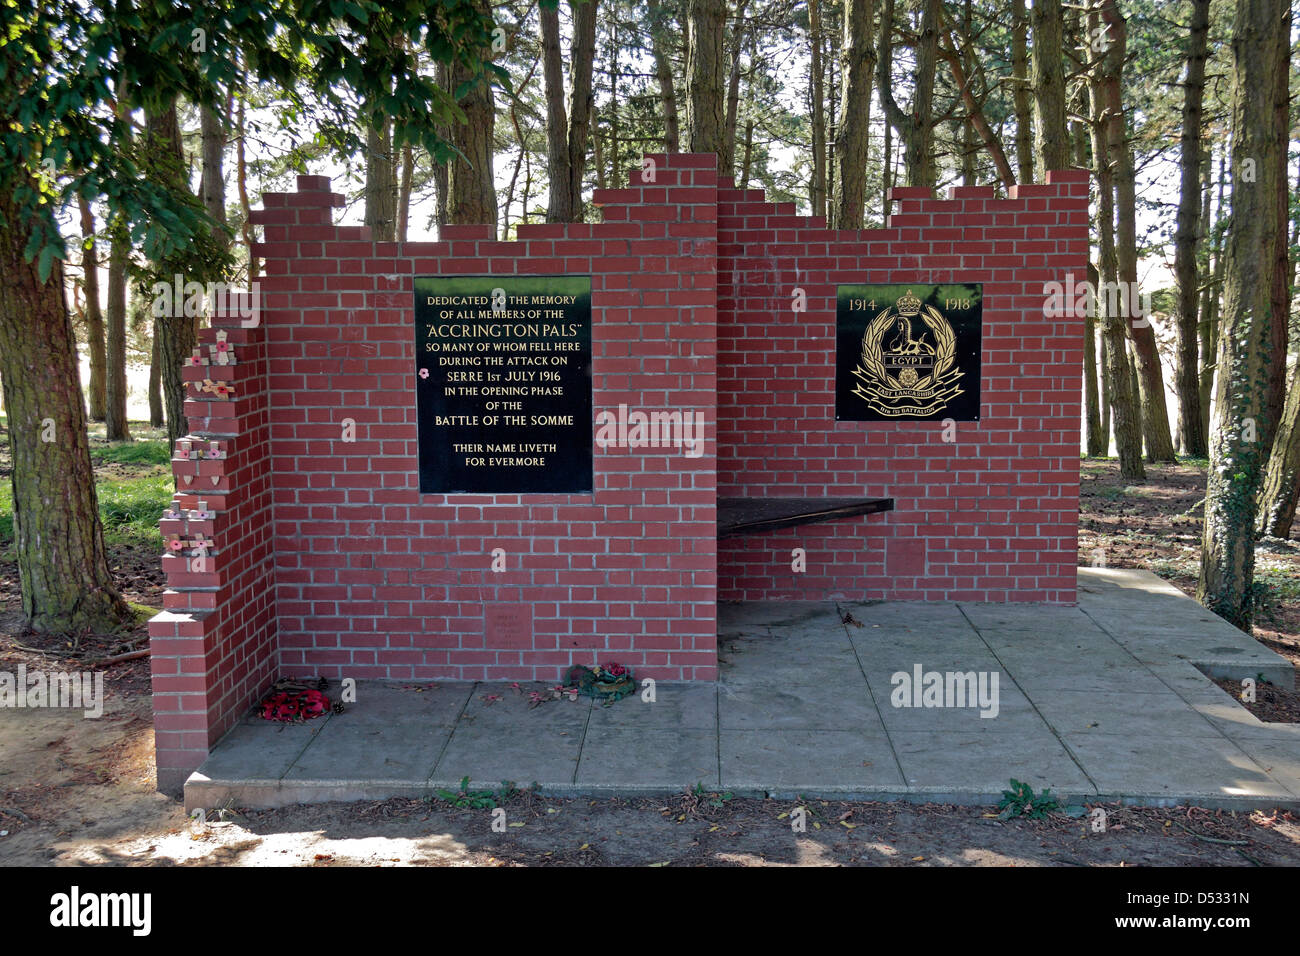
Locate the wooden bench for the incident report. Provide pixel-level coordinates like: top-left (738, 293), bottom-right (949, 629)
top-left (717, 497), bottom-right (894, 538)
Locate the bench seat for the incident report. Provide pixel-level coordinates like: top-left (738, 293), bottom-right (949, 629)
top-left (717, 497), bottom-right (894, 538)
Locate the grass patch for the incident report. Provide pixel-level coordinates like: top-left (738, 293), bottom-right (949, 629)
top-left (89, 440), bottom-right (170, 466)
top-left (0, 473), bottom-right (172, 555)
top-left (96, 474), bottom-right (172, 549)
top-left (0, 481), bottom-right (12, 546)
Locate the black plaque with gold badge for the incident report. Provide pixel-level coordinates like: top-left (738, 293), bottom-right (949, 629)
top-left (835, 284), bottom-right (981, 421)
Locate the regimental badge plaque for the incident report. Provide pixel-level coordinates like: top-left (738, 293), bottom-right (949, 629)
top-left (835, 284), bottom-right (981, 421)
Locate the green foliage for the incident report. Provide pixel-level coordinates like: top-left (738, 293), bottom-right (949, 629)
top-left (434, 776), bottom-right (519, 809)
top-left (692, 782), bottom-right (734, 808)
top-left (996, 779), bottom-right (1061, 820)
top-left (2, 0), bottom-right (504, 278)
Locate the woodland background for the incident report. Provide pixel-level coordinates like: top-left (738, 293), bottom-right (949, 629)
top-left (0, 0), bottom-right (1295, 643)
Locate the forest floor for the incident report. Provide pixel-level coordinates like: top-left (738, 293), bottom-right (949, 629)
top-left (1, 433), bottom-right (1300, 866)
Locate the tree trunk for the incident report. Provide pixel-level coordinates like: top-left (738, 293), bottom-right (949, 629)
top-left (148, 327), bottom-right (164, 428)
top-left (1199, 0), bottom-right (1285, 628)
top-left (1100, 317), bottom-right (1112, 446)
top-left (1263, 2), bottom-right (1291, 454)
top-left (199, 104), bottom-right (228, 252)
top-left (721, 0), bottom-right (750, 178)
top-left (647, 0), bottom-right (681, 152)
top-left (1101, 0), bottom-right (1177, 463)
top-left (78, 196), bottom-right (107, 423)
top-left (808, 0), bottom-right (827, 218)
top-left (540, 3), bottom-right (571, 222)
top-left (938, 26), bottom-right (1016, 189)
top-left (1030, 0), bottom-right (1070, 174)
top-left (1012, 0), bottom-right (1033, 184)
top-left (1259, 357), bottom-right (1300, 538)
top-left (434, 63), bottom-right (451, 230)
top-left (398, 141), bottom-right (414, 242)
top-left (145, 107), bottom-right (195, 444)
top-left (236, 87), bottom-right (258, 281)
top-left (1090, 5), bottom-right (1142, 478)
top-left (541, 0), bottom-right (597, 223)
top-left (447, 8), bottom-right (498, 227)
top-left (1085, 260), bottom-right (1105, 456)
top-left (104, 223), bottom-right (132, 442)
top-left (566, 0), bottom-right (598, 218)
top-left (364, 116), bottom-right (397, 241)
top-left (685, 0), bottom-right (727, 155)
top-left (1173, 0), bottom-right (1210, 458)
top-left (740, 116), bottom-right (754, 187)
top-left (1201, 145), bottom-right (1227, 433)
top-left (877, 0), bottom-right (935, 190)
top-left (909, 0), bottom-right (938, 189)
top-left (0, 187), bottom-right (132, 633)
top-left (833, 0), bottom-right (875, 228)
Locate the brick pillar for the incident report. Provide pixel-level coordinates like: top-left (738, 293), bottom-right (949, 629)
top-left (149, 290), bottom-right (278, 792)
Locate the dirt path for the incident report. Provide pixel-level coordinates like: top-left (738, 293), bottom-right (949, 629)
top-left (1, 697), bottom-right (1298, 867)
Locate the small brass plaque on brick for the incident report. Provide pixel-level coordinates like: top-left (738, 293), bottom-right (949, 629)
top-left (485, 603), bottom-right (533, 649)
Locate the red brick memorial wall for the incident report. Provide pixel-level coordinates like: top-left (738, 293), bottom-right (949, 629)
top-left (716, 172), bottom-right (1089, 605)
top-left (149, 154), bottom-right (1088, 789)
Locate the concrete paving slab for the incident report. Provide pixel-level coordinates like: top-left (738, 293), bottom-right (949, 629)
top-left (1032, 689), bottom-right (1224, 737)
top-left (958, 603), bottom-right (1089, 633)
top-left (720, 729), bottom-right (905, 792)
top-left (718, 680), bottom-right (885, 731)
top-left (719, 601), bottom-right (841, 629)
top-left (845, 633), bottom-right (997, 670)
top-left (890, 729), bottom-right (1093, 797)
top-left (197, 716), bottom-right (333, 783)
top-left (1227, 738), bottom-right (1300, 797)
top-left (838, 600), bottom-right (971, 629)
top-left (1061, 733), bottom-right (1291, 804)
top-left (576, 727), bottom-right (719, 789)
top-left (188, 569), bottom-right (1300, 812)
top-left (870, 678), bottom-right (1043, 734)
top-left (286, 682), bottom-right (468, 784)
top-left (584, 682), bottom-right (716, 730)
top-left (433, 691), bottom-right (590, 789)
top-left (1003, 660), bottom-right (1160, 695)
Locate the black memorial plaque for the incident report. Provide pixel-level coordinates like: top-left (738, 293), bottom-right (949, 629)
top-left (415, 275), bottom-right (593, 493)
top-left (835, 283), bottom-right (982, 421)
